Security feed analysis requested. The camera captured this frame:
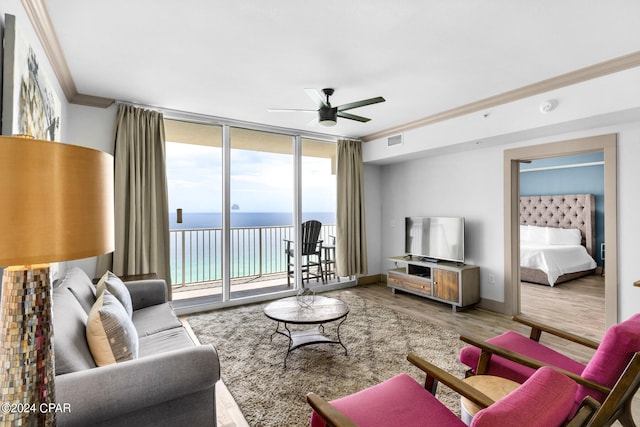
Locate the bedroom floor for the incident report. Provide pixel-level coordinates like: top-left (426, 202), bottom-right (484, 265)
top-left (520, 273), bottom-right (605, 342)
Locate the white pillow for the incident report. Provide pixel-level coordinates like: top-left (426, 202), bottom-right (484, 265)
top-left (525, 225), bottom-right (548, 245)
top-left (86, 290), bottom-right (139, 366)
top-left (546, 227), bottom-right (582, 246)
top-left (519, 225), bottom-right (530, 243)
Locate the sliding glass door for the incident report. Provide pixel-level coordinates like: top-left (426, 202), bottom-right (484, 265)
top-left (165, 121), bottom-right (223, 296)
top-left (229, 127), bottom-right (294, 297)
top-left (165, 119), bottom-right (338, 304)
top-left (301, 138), bottom-right (337, 284)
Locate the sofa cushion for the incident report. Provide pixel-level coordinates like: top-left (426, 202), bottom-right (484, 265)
top-left (52, 286), bottom-right (97, 374)
top-left (61, 266), bottom-right (97, 314)
top-left (133, 303), bottom-right (183, 337)
top-left (87, 290), bottom-right (139, 366)
top-left (138, 328), bottom-right (196, 357)
top-left (97, 271), bottom-right (133, 318)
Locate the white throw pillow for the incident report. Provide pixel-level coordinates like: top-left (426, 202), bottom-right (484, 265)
top-left (86, 290), bottom-right (139, 366)
top-left (97, 271), bottom-right (133, 318)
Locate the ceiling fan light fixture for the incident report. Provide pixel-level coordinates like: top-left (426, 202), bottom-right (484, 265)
top-left (319, 119), bottom-right (337, 127)
top-left (319, 107), bottom-right (337, 127)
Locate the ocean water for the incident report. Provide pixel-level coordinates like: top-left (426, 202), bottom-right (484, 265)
top-left (169, 212), bottom-right (336, 284)
top-left (169, 211), bottom-right (336, 229)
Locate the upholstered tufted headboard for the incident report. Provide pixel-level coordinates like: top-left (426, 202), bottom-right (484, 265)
top-left (520, 194), bottom-right (596, 256)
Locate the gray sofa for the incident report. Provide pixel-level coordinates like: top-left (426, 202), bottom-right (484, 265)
top-left (52, 267), bottom-right (220, 427)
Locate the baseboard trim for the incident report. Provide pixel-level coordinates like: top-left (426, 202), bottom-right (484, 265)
top-left (477, 298), bottom-right (506, 314)
top-left (357, 274), bottom-right (385, 286)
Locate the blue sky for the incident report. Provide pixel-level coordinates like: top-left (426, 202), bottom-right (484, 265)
top-left (166, 142), bottom-right (336, 213)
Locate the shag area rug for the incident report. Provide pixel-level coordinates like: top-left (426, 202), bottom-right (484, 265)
top-left (188, 291), bottom-right (467, 427)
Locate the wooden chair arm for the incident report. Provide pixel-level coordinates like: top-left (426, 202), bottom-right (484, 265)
top-left (513, 315), bottom-right (600, 349)
top-left (565, 396), bottom-right (600, 427)
top-left (459, 335), bottom-right (611, 395)
top-left (306, 393), bottom-right (359, 427)
top-left (407, 353), bottom-right (495, 409)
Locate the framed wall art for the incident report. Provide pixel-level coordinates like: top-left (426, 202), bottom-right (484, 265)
top-left (2, 14), bottom-right (61, 141)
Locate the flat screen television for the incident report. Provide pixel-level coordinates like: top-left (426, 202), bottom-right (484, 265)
top-left (405, 217), bottom-right (465, 263)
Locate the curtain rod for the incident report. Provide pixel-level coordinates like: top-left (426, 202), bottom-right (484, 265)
top-left (115, 100), bottom-right (360, 143)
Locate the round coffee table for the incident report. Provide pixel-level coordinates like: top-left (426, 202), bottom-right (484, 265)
top-left (264, 295), bottom-right (349, 367)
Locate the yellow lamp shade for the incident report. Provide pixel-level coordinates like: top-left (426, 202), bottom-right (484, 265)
top-left (0, 135), bottom-right (115, 265)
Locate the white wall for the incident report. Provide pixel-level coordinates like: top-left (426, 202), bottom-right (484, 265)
top-left (67, 103), bottom-right (117, 153)
top-left (378, 145), bottom-right (505, 302)
top-left (617, 126), bottom-right (640, 321)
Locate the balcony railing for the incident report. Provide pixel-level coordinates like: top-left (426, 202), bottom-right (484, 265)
top-left (170, 224), bottom-right (336, 288)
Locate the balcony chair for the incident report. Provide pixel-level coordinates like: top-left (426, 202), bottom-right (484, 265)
top-left (307, 353), bottom-right (582, 427)
top-left (286, 220), bottom-right (323, 286)
top-left (459, 314), bottom-right (640, 426)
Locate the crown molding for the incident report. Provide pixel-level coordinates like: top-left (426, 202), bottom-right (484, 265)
top-left (21, 0), bottom-right (114, 108)
top-left (362, 51), bottom-right (640, 142)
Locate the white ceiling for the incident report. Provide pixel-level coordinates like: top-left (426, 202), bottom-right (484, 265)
top-left (45, 0), bottom-right (640, 138)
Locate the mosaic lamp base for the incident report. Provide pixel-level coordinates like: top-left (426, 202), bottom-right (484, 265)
top-left (0, 265), bottom-right (55, 427)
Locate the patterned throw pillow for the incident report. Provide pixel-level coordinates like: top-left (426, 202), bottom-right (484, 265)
top-left (86, 290), bottom-right (139, 366)
top-left (96, 271), bottom-right (133, 318)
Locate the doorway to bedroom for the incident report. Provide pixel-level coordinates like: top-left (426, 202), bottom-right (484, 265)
top-left (518, 153), bottom-right (605, 340)
top-left (504, 134), bottom-right (617, 334)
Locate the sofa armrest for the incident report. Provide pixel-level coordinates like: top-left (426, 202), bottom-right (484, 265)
top-left (56, 345), bottom-right (220, 427)
top-left (123, 279), bottom-right (168, 309)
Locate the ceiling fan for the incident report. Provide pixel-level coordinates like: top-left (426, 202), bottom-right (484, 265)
top-left (268, 88), bottom-right (385, 127)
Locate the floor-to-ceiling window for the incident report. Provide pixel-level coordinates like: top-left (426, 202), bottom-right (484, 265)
top-left (165, 119), bottom-right (339, 307)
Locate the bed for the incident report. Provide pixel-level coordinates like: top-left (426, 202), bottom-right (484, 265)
top-left (519, 194), bottom-right (597, 286)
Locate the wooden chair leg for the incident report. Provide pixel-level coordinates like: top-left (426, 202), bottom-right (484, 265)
top-left (617, 399), bottom-right (636, 427)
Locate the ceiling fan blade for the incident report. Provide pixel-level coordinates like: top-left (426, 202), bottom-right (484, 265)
top-left (337, 111), bottom-right (370, 122)
top-left (304, 88), bottom-right (327, 108)
top-left (267, 108), bottom-right (316, 113)
top-left (337, 96), bottom-right (385, 112)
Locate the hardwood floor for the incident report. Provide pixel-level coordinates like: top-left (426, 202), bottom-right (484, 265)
top-left (214, 274), bottom-right (637, 426)
top-left (520, 273), bottom-right (606, 342)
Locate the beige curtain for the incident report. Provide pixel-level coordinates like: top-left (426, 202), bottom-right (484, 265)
top-left (336, 139), bottom-right (368, 277)
top-left (109, 105), bottom-right (172, 294)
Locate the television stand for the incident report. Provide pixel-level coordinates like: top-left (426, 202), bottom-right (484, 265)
top-left (387, 256), bottom-right (479, 312)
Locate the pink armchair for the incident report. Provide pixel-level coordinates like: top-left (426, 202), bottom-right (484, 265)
top-left (308, 354), bottom-right (579, 427)
top-left (459, 314), bottom-right (640, 425)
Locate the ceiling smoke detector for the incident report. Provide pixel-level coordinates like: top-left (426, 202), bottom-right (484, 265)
top-left (539, 99), bottom-right (558, 113)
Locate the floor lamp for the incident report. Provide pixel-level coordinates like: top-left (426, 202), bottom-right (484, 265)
top-left (0, 136), bottom-right (114, 426)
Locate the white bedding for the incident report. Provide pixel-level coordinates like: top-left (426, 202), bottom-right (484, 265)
top-left (520, 243), bottom-right (597, 286)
